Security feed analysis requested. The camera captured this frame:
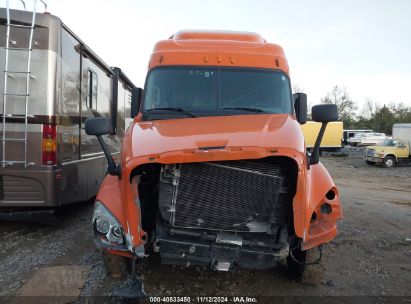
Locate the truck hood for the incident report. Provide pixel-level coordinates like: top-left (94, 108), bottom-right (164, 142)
top-left (130, 114), bottom-right (305, 158)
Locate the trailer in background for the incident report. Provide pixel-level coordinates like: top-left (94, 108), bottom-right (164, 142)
top-left (393, 123), bottom-right (411, 147)
top-left (0, 5), bottom-right (137, 211)
top-left (301, 121), bottom-right (343, 152)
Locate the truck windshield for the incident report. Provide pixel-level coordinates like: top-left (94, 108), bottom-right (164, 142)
top-left (381, 139), bottom-right (396, 146)
top-left (142, 67), bottom-right (292, 120)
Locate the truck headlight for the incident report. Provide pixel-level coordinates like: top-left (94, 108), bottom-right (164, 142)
top-left (92, 201), bottom-right (124, 244)
top-left (95, 215), bottom-right (111, 234)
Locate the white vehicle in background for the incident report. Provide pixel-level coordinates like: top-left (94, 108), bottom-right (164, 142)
top-left (343, 129), bottom-right (373, 145)
top-left (348, 132), bottom-right (387, 146)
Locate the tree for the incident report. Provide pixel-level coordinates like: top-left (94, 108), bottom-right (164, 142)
top-left (355, 98), bottom-right (378, 129)
top-left (352, 100), bottom-right (411, 134)
top-left (389, 102), bottom-right (411, 123)
top-left (361, 98), bottom-right (378, 120)
top-left (369, 105), bottom-right (395, 134)
top-left (321, 86), bottom-right (357, 128)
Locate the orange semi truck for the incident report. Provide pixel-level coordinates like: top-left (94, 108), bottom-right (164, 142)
top-left (86, 30), bottom-right (342, 278)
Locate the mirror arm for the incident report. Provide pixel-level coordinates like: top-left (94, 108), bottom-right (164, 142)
top-left (111, 68), bottom-right (120, 135)
top-left (310, 122), bottom-right (328, 165)
top-left (97, 135), bottom-right (121, 178)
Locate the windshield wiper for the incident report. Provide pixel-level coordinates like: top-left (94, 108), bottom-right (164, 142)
top-left (146, 107), bottom-right (197, 117)
top-left (221, 107), bottom-right (268, 114)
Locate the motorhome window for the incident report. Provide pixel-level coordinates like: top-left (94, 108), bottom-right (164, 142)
top-left (143, 67), bottom-right (292, 120)
top-left (87, 69), bottom-right (98, 110)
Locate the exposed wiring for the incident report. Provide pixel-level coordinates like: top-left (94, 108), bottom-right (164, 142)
top-left (323, 242), bottom-right (335, 253)
top-left (289, 244), bottom-right (323, 266)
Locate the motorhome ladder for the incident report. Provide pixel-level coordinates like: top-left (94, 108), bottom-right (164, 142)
top-left (1, 0), bottom-right (47, 167)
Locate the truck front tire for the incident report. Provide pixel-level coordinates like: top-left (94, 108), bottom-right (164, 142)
top-left (102, 250), bottom-right (133, 277)
top-left (383, 156), bottom-right (396, 168)
top-left (286, 246), bottom-right (307, 279)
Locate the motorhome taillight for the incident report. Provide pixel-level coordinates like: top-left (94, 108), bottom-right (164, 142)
top-left (42, 124), bottom-right (57, 166)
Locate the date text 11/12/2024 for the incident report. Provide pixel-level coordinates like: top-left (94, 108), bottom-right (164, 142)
top-left (149, 296), bottom-right (258, 303)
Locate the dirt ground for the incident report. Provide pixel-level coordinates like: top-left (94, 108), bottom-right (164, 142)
top-left (0, 153), bottom-right (410, 302)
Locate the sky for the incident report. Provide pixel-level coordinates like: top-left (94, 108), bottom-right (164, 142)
top-left (5, 0), bottom-right (411, 108)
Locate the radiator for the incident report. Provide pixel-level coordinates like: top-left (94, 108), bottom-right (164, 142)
top-left (158, 160), bottom-right (286, 233)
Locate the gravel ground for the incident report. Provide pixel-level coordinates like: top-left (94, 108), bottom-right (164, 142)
top-left (0, 151), bottom-right (410, 302)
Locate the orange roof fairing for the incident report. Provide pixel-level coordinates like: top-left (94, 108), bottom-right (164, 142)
top-left (148, 30), bottom-right (289, 73)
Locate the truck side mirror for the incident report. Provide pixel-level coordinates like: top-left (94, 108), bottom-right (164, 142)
top-left (312, 104), bottom-right (339, 123)
top-left (131, 87), bottom-right (143, 118)
top-left (293, 93), bottom-right (307, 124)
top-left (309, 104), bottom-right (339, 165)
top-left (85, 117), bottom-right (121, 177)
top-left (85, 117), bottom-right (111, 136)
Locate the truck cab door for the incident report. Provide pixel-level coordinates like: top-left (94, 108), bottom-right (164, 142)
top-left (396, 141), bottom-right (409, 158)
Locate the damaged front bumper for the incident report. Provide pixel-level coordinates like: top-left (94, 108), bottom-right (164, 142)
top-left (156, 237), bottom-right (289, 270)
top-left (155, 227), bottom-right (290, 270)
top-left (94, 235), bottom-right (146, 259)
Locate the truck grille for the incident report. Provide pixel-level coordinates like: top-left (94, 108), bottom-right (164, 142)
top-left (366, 149), bottom-right (374, 157)
top-left (158, 160), bottom-right (286, 232)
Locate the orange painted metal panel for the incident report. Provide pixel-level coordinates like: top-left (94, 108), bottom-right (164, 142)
top-left (95, 30), bottom-right (342, 257)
